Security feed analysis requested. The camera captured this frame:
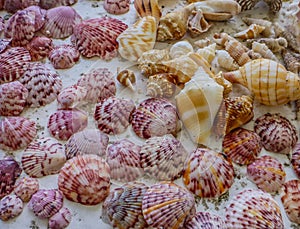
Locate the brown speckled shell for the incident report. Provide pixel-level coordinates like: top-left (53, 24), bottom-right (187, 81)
top-left (48, 207), bottom-right (72, 229)
top-left (185, 211), bottom-right (226, 229)
top-left (26, 36), bottom-right (54, 61)
top-left (14, 177), bottom-right (39, 202)
top-left (104, 0), bottom-right (130, 15)
top-left (48, 44), bottom-right (80, 69)
top-left (0, 194), bottom-right (23, 221)
top-left (291, 143), bottom-right (300, 178)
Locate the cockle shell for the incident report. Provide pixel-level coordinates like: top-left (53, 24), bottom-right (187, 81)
top-left (58, 155), bottom-right (110, 205)
top-left (48, 207), bottom-right (72, 229)
top-left (94, 96), bottom-right (135, 135)
top-left (187, 10), bottom-right (212, 37)
top-left (223, 58), bottom-right (300, 105)
top-left (14, 177), bottom-right (39, 202)
top-left (225, 189), bottom-right (284, 228)
top-left (65, 129), bottom-right (109, 159)
top-left (106, 139), bottom-right (143, 182)
top-left (0, 117), bottom-right (37, 151)
top-left (57, 85), bottom-right (87, 109)
top-left (254, 113), bottom-right (298, 154)
top-left (146, 73), bottom-right (177, 98)
top-left (183, 147), bottom-right (234, 198)
top-left (291, 143), bottom-right (300, 178)
top-left (102, 182), bottom-right (148, 229)
top-left (234, 24), bottom-right (265, 39)
top-left (39, 0), bottom-right (78, 9)
top-left (48, 44), bottom-right (80, 69)
top-left (185, 211), bottom-right (226, 229)
top-left (140, 134), bottom-right (188, 181)
top-left (21, 137), bottom-right (66, 178)
top-left (252, 41), bottom-right (278, 61)
top-left (3, 0), bottom-right (40, 13)
top-left (116, 69), bottom-right (136, 91)
top-left (104, 0), bottom-right (130, 15)
top-left (280, 179), bottom-right (300, 224)
top-left (281, 49), bottom-right (300, 74)
top-left (0, 81), bottom-right (28, 116)
top-left (28, 189), bottom-right (63, 219)
top-left (47, 109), bottom-right (88, 141)
top-left (0, 194), bottom-right (23, 221)
top-left (26, 36), bottom-right (53, 61)
top-left (242, 17), bottom-right (274, 37)
top-left (196, 43), bottom-right (216, 64)
top-left (131, 98), bottom-right (178, 139)
top-left (216, 50), bottom-right (239, 71)
top-left (169, 40), bottom-right (194, 59)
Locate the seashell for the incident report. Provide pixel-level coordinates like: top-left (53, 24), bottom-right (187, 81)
top-left (0, 16), bottom-right (4, 32)
top-left (116, 69), bottom-right (136, 91)
top-left (196, 43), bottom-right (216, 64)
top-left (137, 48), bottom-right (170, 63)
top-left (47, 109), bottom-right (88, 141)
top-left (24, 5), bottom-right (47, 31)
top-left (252, 41), bottom-right (278, 61)
top-left (104, 0), bottom-right (130, 15)
top-left (3, 0), bottom-right (40, 13)
top-left (185, 211), bottom-right (226, 229)
top-left (102, 182), bottom-right (148, 229)
top-left (134, 0), bottom-right (161, 22)
top-left (222, 128), bottom-right (261, 165)
top-left (146, 73), bottom-right (177, 98)
top-left (106, 139), bottom-right (144, 182)
top-left (41, 6), bottom-right (82, 38)
top-left (213, 32), bottom-right (242, 47)
top-left (65, 129), bottom-right (109, 159)
top-left (0, 38), bottom-right (11, 54)
top-left (247, 37), bottom-right (288, 53)
top-left (58, 155), bottom-right (110, 205)
top-left (183, 147), bottom-right (234, 198)
top-left (142, 182), bottom-right (196, 229)
top-left (216, 50), bottom-right (239, 71)
top-left (0, 47), bottom-right (31, 84)
top-left (263, 0), bottom-right (282, 13)
top-left (280, 179), bottom-right (300, 224)
top-left (26, 36), bottom-right (54, 61)
top-left (281, 49), bottom-right (300, 74)
top-left (39, 0), bottom-right (78, 9)
top-left (234, 24), bottom-right (265, 39)
top-left (169, 40), bottom-right (194, 59)
top-left (0, 81), bottom-right (28, 116)
top-left (254, 113), bottom-right (298, 154)
top-left (77, 67), bottom-right (116, 103)
top-left (14, 177), bottom-right (39, 202)
top-left (0, 117), bottom-right (37, 151)
top-left (72, 17), bottom-right (128, 60)
top-left (28, 189), bottom-right (63, 219)
top-left (246, 49), bottom-right (262, 59)
top-left (291, 142), bottom-right (300, 178)
top-left (224, 39), bottom-right (251, 66)
top-left (0, 194), bottom-right (23, 221)
top-left (21, 137), bottom-right (66, 178)
top-left (48, 207), bottom-right (72, 229)
top-left (187, 10), bottom-right (212, 37)
top-left (131, 98), bottom-right (178, 139)
top-left (48, 44), bottom-right (80, 69)
top-left (18, 62), bottom-right (63, 107)
top-left (94, 96), bottom-right (135, 135)
top-left (242, 17), bottom-right (274, 37)
top-left (194, 38), bottom-right (211, 48)
top-left (225, 189), bottom-right (284, 228)
top-left (0, 157), bottom-right (22, 199)
top-left (223, 58), bottom-right (300, 105)
top-left (57, 85), bottom-right (87, 109)
top-left (236, 0), bottom-right (282, 12)
top-left (211, 71), bottom-right (233, 97)
top-left (274, 23), bottom-right (300, 53)
top-left (247, 155), bottom-right (286, 193)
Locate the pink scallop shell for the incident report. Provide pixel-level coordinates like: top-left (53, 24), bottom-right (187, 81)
top-left (0, 38), bottom-right (11, 53)
top-left (0, 194), bottom-right (23, 221)
top-left (291, 142), bottom-right (300, 178)
top-left (39, 0), bottom-right (78, 9)
top-left (104, 0), bottom-right (130, 15)
top-left (48, 44), bottom-right (80, 69)
top-left (48, 207), bottom-right (72, 229)
top-left (14, 177), bottom-right (39, 202)
top-left (57, 85), bottom-right (87, 109)
top-left (0, 16), bottom-right (4, 31)
top-left (185, 211), bottom-right (226, 229)
top-left (3, 0), bottom-right (40, 13)
top-left (26, 36), bottom-right (53, 61)
top-left (24, 5), bottom-right (47, 31)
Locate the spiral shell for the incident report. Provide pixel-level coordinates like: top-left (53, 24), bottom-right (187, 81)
top-left (194, 38), bottom-right (211, 48)
top-left (274, 23), bottom-right (300, 53)
top-left (57, 85), bottom-right (87, 109)
top-left (242, 17), bottom-right (274, 37)
top-left (137, 48), bottom-right (170, 66)
top-left (187, 10), bottom-right (212, 37)
top-left (224, 39), bottom-right (251, 66)
top-left (281, 49), bottom-right (300, 74)
top-left (252, 41), bottom-right (278, 61)
top-left (0, 194), bottom-right (23, 221)
top-left (234, 24), bottom-right (265, 39)
top-left (48, 207), bottom-right (72, 229)
top-left (48, 44), bottom-right (80, 69)
top-left (26, 36), bottom-right (54, 61)
top-left (196, 43), bottom-right (216, 64)
top-left (248, 37), bottom-right (287, 53)
top-left (116, 69), bottom-right (136, 90)
top-left (146, 73), bottom-right (177, 98)
top-left (104, 0), bottom-right (130, 15)
top-left (13, 177), bottom-right (39, 202)
top-left (291, 142), bottom-right (300, 178)
top-left (236, 0), bottom-right (282, 12)
top-left (185, 211), bottom-right (226, 229)
top-left (216, 50), bottom-right (239, 71)
top-left (169, 40), bottom-right (194, 59)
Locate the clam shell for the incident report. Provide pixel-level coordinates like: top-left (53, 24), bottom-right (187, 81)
top-left (13, 177), bottom-right (39, 202)
top-left (39, 0), bottom-right (78, 9)
top-left (185, 211), bottom-right (226, 229)
top-left (131, 98), bottom-right (178, 139)
top-left (3, 0), bottom-right (40, 13)
top-left (48, 207), bottom-right (72, 229)
top-left (169, 40), bottom-right (194, 59)
top-left (106, 139), bottom-right (144, 182)
top-left (57, 85), bottom-right (87, 109)
top-left (104, 0), bottom-right (130, 15)
top-left (26, 36), bottom-right (54, 61)
top-left (183, 147), bottom-right (234, 198)
top-left (48, 44), bottom-right (80, 69)
top-left (58, 155), bottom-right (110, 205)
top-left (291, 142), bottom-right (300, 178)
top-left (21, 137), bottom-right (66, 178)
top-left (0, 194), bottom-right (23, 221)
top-left (146, 73), bottom-right (177, 98)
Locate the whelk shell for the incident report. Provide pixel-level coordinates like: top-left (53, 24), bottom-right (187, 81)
top-left (146, 73), bottom-right (177, 98)
top-left (185, 211), bottom-right (226, 229)
top-left (196, 43), bottom-right (216, 64)
top-left (48, 207), bottom-right (72, 229)
top-left (234, 24), bottom-right (265, 39)
top-left (216, 50), bottom-right (239, 71)
top-left (137, 48), bottom-right (169, 65)
top-left (281, 49), bottom-right (300, 74)
top-left (0, 194), bottom-right (23, 221)
top-left (252, 41), bottom-right (278, 61)
top-left (57, 85), bottom-right (87, 109)
top-left (247, 37), bottom-right (288, 53)
top-left (291, 142), bottom-right (300, 178)
top-left (242, 16), bottom-right (274, 37)
top-left (224, 39), bottom-right (251, 66)
top-left (104, 0), bottom-right (130, 15)
top-left (194, 37), bottom-right (211, 48)
top-left (48, 44), bottom-right (80, 69)
top-left (236, 0), bottom-right (282, 12)
top-left (14, 177), bottom-right (39, 202)
top-left (25, 36), bottom-right (54, 61)
top-left (274, 23), bottom-right (300, 53)
top-left (169, 40), bottom-right (194, 59)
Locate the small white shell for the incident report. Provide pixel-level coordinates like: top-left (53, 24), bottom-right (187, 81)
top-left (169, 40), bottom-right (194, 59)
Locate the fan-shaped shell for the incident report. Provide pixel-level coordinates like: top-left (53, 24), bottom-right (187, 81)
top-left (131, 98), bottom-right (178, 139)
top-left (146, 73), bottom-right (177, 98)
top-left (26, 36), bottom-right (54, 61)
top-left (185, 211), bottom-right (226, 229)
top-left (0, 194), bottom-right (23, 221)
top-left (169, 40), bottom-right (194, 59)
top-left (24, 5), bottom-right (47, 31)
top-left (48, 44), bottom-right (80, 69)
top-left (57, 85), bottom-right (87, 109)
top-left (39, 0), bottom-right (78, 9)
top-left (58, 155), bottom-right (110, 205)
top-left (104, 0), bottom-right (130, 15)
top-left (14, 177), bottom-right (39, 202)
top-left (48, 207), bottom-right (72, 229)
top-left (291, 142), bottom-right (300, 178)
top-left (106, 139), bottom-right (144, 182)
top-left (3, 0), bottom-right (40, 13)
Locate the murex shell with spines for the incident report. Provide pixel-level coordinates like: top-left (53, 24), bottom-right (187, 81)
top-left (13, 177), bottom-right (39, 202)
top-left (0, 194), bottom-right (23, 221)
top-left (48, 207), bottom-right (72, 229)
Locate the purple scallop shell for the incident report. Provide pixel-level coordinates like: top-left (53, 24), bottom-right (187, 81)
top-left (0, 194), bottom-right (23, 221)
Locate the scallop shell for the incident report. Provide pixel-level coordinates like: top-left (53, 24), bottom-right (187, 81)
top-left (65, 129), bottom-right (109, 159)
top-left (234, 24), bottom-right (265, 39)
top-left (281, 49), bottom-right (300, 74)
top-left (291, 142), bottom-right (300, 178)
top-left (0, 194), bottom-right (23, 221)
top-left (102, 182), bottom-right (148, 229)
top-left (196, 43), bottom-right (216, 64)
top-left (3, 0), bottom-right (40, 13)
top-left (142, 182), bottom-right (195, 229)
top-left (72, 17), bottom-right (128, 59)
top-left (0, 81), bottom-right (28, 116)
top-left (48, 207), bottom-right (72, 229)
top-left (146, 73), bottom-right (177, 98)
top-left (48, 44), bottom-right (80, 69)
top-left (225, 189), bottom-right (284, 228)
top-left (254, 113), bottom-right (298, 154)
top-left (252, 41), bottom-right (278, 61)
top-left (13, 177), bottom-right (39, 202)
top-left (116, 69), bottom-right (136, 91)
top-left (104, 0), bottom-right (130, 15)
top-left (21, 137), bottom-right (66, 178)
top-left (0, 117), bottom-right (37, 151)
top-left (280, 179), bottom-right (300, 224)
top-left (0, 38), bottom-right (11, 54)
top-left (187, 10), bottom-right (212, 37)
top-left (131, 98), bottom-right (178, 139)
top-left (39, 0), bottom-right (78, 9)
top-left (77, 67), bottom-right (116, 103)
top-left (26, 36), bottom-right (54, 61)
top-left (57, 85), bottom-right (87, 109)
top-left (28, 189), bottom-right (63, 219)
top-left (41, 6), bottom-right (82, 38)
top-left (58, 155), bottom-right (110, 205)
top-left (216, 50), bottom-right (239, 71)
top-left (169, 40), bottom-right (194, 59)
top-left (24, 5), bottom-right (47, 31)
top-left (47, 109), bottom-right (88, 141)
top-left (247, 155), bottom-right (286, 193)
top-left (185, 211), bottom-right (226, 229)
top-left (18, 62), bottom-right (63, 107)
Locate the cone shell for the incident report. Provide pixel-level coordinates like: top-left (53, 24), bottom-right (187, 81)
top-left (57, 85), bottom-right (87, 109)
top-left (0, 194), bottom-right (23, 221)
top-left (291, 142), bottom-right (300, 178)
top-left (39, 0), bottom-right (78, 9)
top-left (106, 139), bottom-right (144, 182)
top-left (142, 182), bottom-right (195, 229)
top-left (58, 155), bottom-right (110, 205)
top-left (254, 113), bottom-right (298, 154)
top-left (234, 24), bottom-right (265, 39)
top-left (225, 189), bottom-right (284, 228)
top-left (48, 207), bottom-right (72, 229)
top-left (65, 129), bottom-right (109, 159)
top-left (146, 73), bottom-right (177, 98)
top-left (185, 211), bottom-right (226, 229)
top-left (131, 98), bottom-right (178, 139)
top-left (48, 44), bottom-right (80, 69)
top-left (26, 36), bottom-right (54, 61)
top-left (21, 137), bottom-right (67, 178)
top-left (169, 40), bottom-right (194, 59)
top-left (13, 177), bottom-right (39, 202)
top-left (104, 0), bottom-right (130, 15)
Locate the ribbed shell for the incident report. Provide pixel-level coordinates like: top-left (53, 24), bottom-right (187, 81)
top-left (57, 85), bottom-right (87, 109)
top-left (13, 177), bottom-right (39, 202)
top-left (234, 24), bottom-right (265, 39)
top-left (48, 207), bottom-right (72, 229)
top-left (104, 0), bottom-right (130, 15)
top-left (146, 73), bottom-right (177, 98)
top-left (3, 0), bottom-right (40, 13)
top-left (196, 43), bottom-right (216, 64)
top-left (0, 38), bottom-right (11, 54)
top-left (24, 5), bottom-right (47, 31)
top-left (39, 0), bottom-right (78, 9)
top-left (26, 36), bottom-right (54, 61)
top-left (48, 44), bottom-right (80, 69)
top-left (116, 69), bottom-right (136, 90)
top-left (185, 211), bottom-right (226, 229)
top-left (58, 155), bottom-right (110, 205)
top-left (0, 194), bottom-right (23, 221)
top-left (169, 40), bottom-right (193, 59)
top-left (291, 143), bottom-right (300, 178)
top-left (183, 147), bottom-right (234, 198)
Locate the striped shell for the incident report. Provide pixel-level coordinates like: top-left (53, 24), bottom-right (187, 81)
top-left (183, 147), bottom-right (234, 198)
top-left (21, 137), bottom-right (66, 178)
top-left (146, 73), bottom-right (177, 98)
top-left (26, 36), bottom-right (54, 61)
top-left (102, 182), bottom-right (148, 229)
top-left (94, 97), bottom-right (135, 135)
top-left (0, 194), bottom-right (23, 221)
top-left (24, 5), bottom-right (47, 31)
top-left (58, 155), bottom-right (110, 205)
top-left (291, 143), bottom-right (300, 178)
top-left (57, 85), bottom-right (87, 109)
top-left (116, 69), bottom-right (136, 91)
top-left (185, 211), bottom-right (226, 229)
top-left (104, 0), bottom-right (130, 15)
top-left (142, 182), bottom-right (195, 229)
top-left (48, 207), bottom-right (72, 229)
top-left (65, 129), bottom-right (109, 159)
top-left (106, 139), bottom-right (144, 182)
top-left (131, 98), bottom-right (178, 139)
top-left (196, 43), bottom-right (216, 64)
top-left (236, 0), bottom-right (282, 12)
top-left (234, 24), bottom-right (265, 39)
top-left (13, 177), bottom-right (39, 202)
top-left (282, 49), bottom-right (300, 74)
top-left (247, 155), bottom-right (286, 193)
top-left (225, 189), bottom-right (284, 228)
top-left (48, 44), bottom-right (80, 69)
top-left (39, 0), bottom-right (78, 9)
top-left (169, 40), bottom-right (194, 59)
top-left (252, 41), bottom-right (278, 61)
top-left (254, 113), bottom-right (298, 154)
top-left (47, 109), bottom-right (88, 141)
top-left (224, 39), bottom-right (251, 66)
